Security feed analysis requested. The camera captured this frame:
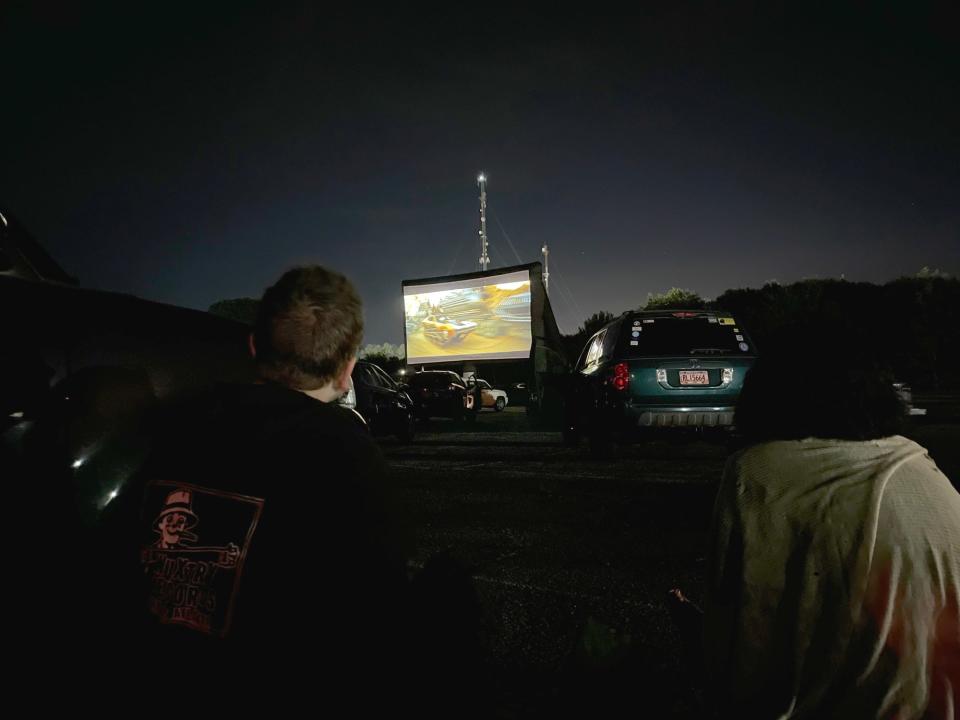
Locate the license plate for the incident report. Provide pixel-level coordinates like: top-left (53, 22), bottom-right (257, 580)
top-left (679, 370), bottom-right (709, 385)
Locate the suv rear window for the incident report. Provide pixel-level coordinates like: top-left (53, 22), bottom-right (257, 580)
top-left (619, 315), bottom-right (754, 357)
top-left (411, 372), bottom-right (460, 388)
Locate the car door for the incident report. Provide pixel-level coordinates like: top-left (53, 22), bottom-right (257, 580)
top-left (358, 365), bottom-right (387, 431)
top-left (371, 365), bottom-right (406, 426)
top-left (477, 380), bottom-right (494, 407)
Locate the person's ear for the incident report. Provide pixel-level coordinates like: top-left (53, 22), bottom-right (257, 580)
top-left (336, 357), bottom-right (357, 392)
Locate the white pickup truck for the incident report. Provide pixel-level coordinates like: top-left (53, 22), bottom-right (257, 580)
top-left (470, 379), bottom-right (509, 411)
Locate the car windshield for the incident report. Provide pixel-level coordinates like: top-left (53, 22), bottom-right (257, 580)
top-left (619, 316), bottom-right (754, 356)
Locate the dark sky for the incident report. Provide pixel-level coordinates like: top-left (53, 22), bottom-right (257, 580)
top-left (3, 2), bottom-right (957, 343)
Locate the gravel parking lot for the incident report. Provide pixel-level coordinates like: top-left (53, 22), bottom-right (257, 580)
top-left (379, 404), bottom-right (959, 717)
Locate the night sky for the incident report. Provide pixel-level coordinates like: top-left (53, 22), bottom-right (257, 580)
top-left (3, 3), bottom-right (957, 343)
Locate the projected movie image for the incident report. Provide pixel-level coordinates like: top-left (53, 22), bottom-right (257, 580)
top-left (404, 270), bottom-right (532, 364)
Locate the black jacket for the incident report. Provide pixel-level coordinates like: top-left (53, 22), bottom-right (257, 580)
top-left (97, 382), bottom-right (411, 700)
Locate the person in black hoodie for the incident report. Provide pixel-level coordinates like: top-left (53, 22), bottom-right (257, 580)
top-left (99, 266), bottom-right (411, 710)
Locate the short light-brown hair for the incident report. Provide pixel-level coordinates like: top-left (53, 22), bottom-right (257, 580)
top-left (253, 266), bottom-right (363, 390)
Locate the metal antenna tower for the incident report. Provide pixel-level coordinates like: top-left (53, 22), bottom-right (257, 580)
top-left (477, 173), bottom-right (490, 271)
top-left (541, 241), bottom-right (549, 293)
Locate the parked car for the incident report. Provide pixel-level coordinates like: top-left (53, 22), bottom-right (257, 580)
top-left (408, 370), bottom-right (471, 420)
top-left (893, 382), bottom-right (927, 417)
top-left (506, 381), bottom-right (531, 406)
top-left (563, 310), bottom-right (757, 454)
top-left (348, 361), bottom-right (416, 441)
top-left (467, 378), bottom-right (509, 411)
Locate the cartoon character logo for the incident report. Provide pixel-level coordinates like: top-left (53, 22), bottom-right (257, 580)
top-left (141, 483), bottom-right (265, 637)
top-left (154, 489), bottom-right (199, 549)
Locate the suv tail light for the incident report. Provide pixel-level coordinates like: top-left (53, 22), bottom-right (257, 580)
top-left (612, 362), bottom-right (629, 391)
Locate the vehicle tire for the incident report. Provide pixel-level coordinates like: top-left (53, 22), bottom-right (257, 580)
top-left (494, 397), bottom-right (505, 412)
top-left (397, 412), bottom-right (416, 443)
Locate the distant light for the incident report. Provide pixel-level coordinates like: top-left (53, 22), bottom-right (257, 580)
top-left (477, 174), bottom-right (486, 183)
top-left (399, 369), bottom-right (406, 375)
top-left (101, 488), bottom-right (120, 508)
top-left (71, 459), bottom-right (84, 469)
top-left (9, 411), bottom-right (24, 419)
top-left (0, 211), bottom-right (7, 227)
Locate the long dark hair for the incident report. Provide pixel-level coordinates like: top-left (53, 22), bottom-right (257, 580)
top-left (735, 322), bottom-right (905, 442)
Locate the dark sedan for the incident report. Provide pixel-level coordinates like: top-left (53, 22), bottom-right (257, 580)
top-left (349, 361), bottom-right (416, 441)
top-left (408, 370), bottom-right (470, 421)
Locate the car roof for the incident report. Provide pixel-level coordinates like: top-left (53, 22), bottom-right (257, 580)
top-left (606, 309), bottom-right (740, 327)
top-left (622, 309), bottom-right (731, 318)
top-left (411, 371), bottom-right (460, 384)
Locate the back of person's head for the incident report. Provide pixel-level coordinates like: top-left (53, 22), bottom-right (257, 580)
top-left (735, 320), bottom-right (905, 442)
top-left (253, 266), bottom-right (363, 391)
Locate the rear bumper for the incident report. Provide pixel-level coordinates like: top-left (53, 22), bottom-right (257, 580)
top-left (415, 398), bottom-right (464, 416)
top-left (628, 406), bottom-right (736, 427)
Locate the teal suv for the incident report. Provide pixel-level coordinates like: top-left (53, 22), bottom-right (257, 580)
top-left (562, 310), bottom-right (757, 453)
